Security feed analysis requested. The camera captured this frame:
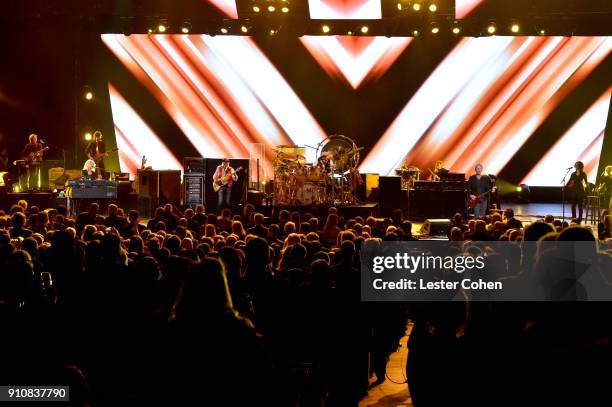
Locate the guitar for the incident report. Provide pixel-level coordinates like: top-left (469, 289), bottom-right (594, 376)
top-left (212, 166), bottom-right (243, 192)
top-left (468, 187), bottom-right (496, 209)
top-left (23, 146), bottom-right (49, 163)
top-left (90, 148), bottom-right (119, 162)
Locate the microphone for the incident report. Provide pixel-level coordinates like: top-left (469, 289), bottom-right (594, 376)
top-left (565, 167), bottom-right (573, 170)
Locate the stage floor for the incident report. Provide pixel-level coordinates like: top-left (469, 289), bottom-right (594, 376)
top-left (507, 202), bottom-right (604, 225)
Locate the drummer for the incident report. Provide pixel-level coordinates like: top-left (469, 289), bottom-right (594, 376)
top-left (318, 151), bottom-right (332, 174)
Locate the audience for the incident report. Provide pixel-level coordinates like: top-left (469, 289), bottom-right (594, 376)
top-left (1, 199), bottom-right (611, 406)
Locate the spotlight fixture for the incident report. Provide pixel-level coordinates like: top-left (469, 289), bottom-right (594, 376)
top-left (157, 21), bottom-right (168, 33)
top-left (84, 132), bottom-right (93, 141)
top-left (360, 26), bottom-right (369, 34)
top-left (428, 3), bottom-right (437, 12)
top-left (452, 22), bottom-right (461, 34)
top-left (487, 22), bottom-right (497, 34)
top-left (539, 29), bottom-right (546, 36)
top-left (322, 24), bottom-right (330, 33)
top-left (180, 20), bottom-right (192, 34)
top-left (510, 22), bottom-right (520, 33)
top-left (412, 29), bottom-right (419, 36)
top-left (281, 6), bottom-right (289, 13)
top-left (147, 28), bottom-right (154, 34)
top-left (241, 25), bottom-right (249, 33)
top-left (83, 87), bottom-right (94, 101)
top-left (413, 3), bottom-right (421, 11)
top-left (269, 29), bottom-right (277, 36)
top-left (430, 22), bottom-right (439, 34)
top-left (253, 5), bottom-right (260, 12)
top-left (268, 5), bottom-right (276, 12)
top-left (397, 2), bottom-right (402, 11)
top-left (220, 27), bottom-right (228, 34)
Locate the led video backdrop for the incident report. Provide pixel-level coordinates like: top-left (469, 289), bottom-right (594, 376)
top-left (101, 34), bottom-right (611, 186)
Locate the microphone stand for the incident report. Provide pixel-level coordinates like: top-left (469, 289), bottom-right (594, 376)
top-left (561, 168), bottom-right (572, 221)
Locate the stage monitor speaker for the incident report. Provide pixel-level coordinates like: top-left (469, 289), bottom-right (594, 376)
top-left (204, 158), bottom-right (250, 213)
top-left (378, 176), bottom-right (404, 217)
top-left (420, 219), bottom-right (452, 238)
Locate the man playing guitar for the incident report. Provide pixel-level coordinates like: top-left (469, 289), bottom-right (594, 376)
top-left (213, 158), bottom-right (240, 210)
top-left (85, 131), bottom-right (108, 178)
top-left (21, 133), bottom-right (48, 191)
top-left (468, 163), bottom-right (496, 218)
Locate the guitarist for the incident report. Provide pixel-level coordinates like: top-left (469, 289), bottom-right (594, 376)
top-left (213, 158), bottom-right (238, 210)
top-left (21, 133), bottom-right (47, 191)
top-left (468, 163), bottom-right (495, 218)
top-left (86, 131), bottom-right (106, 178)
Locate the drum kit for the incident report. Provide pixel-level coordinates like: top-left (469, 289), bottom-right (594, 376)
top-left (273, 135), bottom-right (363, 206)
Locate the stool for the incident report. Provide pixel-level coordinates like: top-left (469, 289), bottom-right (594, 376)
top-left (584, 195), bottom-right (600, 224)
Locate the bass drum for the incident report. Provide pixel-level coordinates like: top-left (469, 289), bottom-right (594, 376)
top-left (295, 182), bottom-right (322, 205)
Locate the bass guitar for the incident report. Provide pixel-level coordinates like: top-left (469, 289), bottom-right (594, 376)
top-left (213, 166), bottom-right (243, 192)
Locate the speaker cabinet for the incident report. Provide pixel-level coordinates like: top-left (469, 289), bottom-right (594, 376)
top-left (409, 189), bottom-right (466, 220)
top-left (378, 176), bottom-right (404, 217)
top-left (136, 169), bottom-right (181, 211)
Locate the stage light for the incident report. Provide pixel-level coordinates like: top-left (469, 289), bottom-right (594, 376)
top-left (397, 3), bottom-right (402, 10)
top-left (281, 6), bottom-right (289, 13)
top-left (428, 3), bottom-right (437, 12)
top-left (452, 23), bottom-right (461, 34)
top-left (158, 23), bottom-right (167, 33)
top-left (147, 28), bottom-right (154, 34)
top-left (412, 29), bottom-right (419, 36)
top-left (83, 87), bottom-right (94, 101)
top-left (220, 27), bottom-right (228, 34)
top-left (322, 24), bottom-right (330, 33)
top-left (511, 23), bottom-right (520, 33)
top-left (487, 22), bottom-right (497, 34)
top-left (347, 31), bottom-right (353, 36)
top-left (268, 5), bottom-right (275, 12)
top-left (516, 186), bottom-right (522, 192)
top-left (253, 5), bottom-right (260, 12)
top-left (84, 132), bottom-right (92, 141)
top-left (360, 26), bottom-right (369, 34)
top-left (241, 25), bottom-right (249, 33)
top-left (431, 23), bottom-right (439, 34)
top-left (539, 29), bottom-right (546, 35)
top-left (269, 29), bottom-right (277, 36)
top-left (413, 3), bottom-right (421, 11)
top-left (180, 20), bottom-right (192, 34)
